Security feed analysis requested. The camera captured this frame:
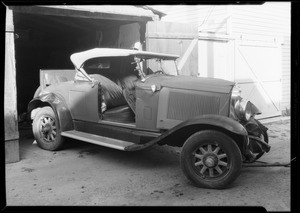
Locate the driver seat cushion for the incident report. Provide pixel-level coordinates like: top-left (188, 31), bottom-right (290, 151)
top-left (123, 88), bottom-right (136, 113)
top-left (102, 105), bottom-right (135, 123)
top-left (90, 74), bottom-right (127, 110)
top-left (116, 75), bottom-right (138, 90)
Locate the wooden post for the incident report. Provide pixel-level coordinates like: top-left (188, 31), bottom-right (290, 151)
top-left (5, 7), bottom-right (19, 163)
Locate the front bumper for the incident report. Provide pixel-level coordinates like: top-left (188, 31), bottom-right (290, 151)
top-left (242, 118), bottom-right (270, 162)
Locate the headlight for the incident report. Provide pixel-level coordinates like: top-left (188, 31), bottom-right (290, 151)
top-left (234, 100), bottom-right (249, 121)
top-left (231, 84), bottom-right (242, 106)
top-left (234, 100), bottom-right (262, 121)
top-left (230, 84), bottom-right (242, 120)
top-left (232, 84), bottom-right (241, 98)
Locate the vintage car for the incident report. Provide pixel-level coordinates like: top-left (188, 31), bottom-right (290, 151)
top-left (28, 48), bottom-right (270, 189)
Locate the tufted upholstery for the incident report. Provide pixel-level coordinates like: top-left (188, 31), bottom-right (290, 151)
top-left (90, 74), bottom-right (127, 110)
top-left (90, 73), bottom-right (137, 121)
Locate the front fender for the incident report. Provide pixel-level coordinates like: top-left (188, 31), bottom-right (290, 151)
top-left (28, 93), bottom-right (74, 132)
top-left (165, 114), bottom-right (248, 137)
top-left (155, 114), bottom-right (248, 154)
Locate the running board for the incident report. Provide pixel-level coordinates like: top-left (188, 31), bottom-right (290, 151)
top-left (61, 130), bottom-right (136, 151)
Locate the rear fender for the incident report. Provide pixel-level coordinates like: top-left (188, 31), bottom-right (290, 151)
top-left (156, 114), bottom-right (248, 154)
top-left (28, 93), bottom-right (74, 131)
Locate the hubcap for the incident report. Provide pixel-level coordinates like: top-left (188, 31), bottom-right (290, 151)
top-left (203, 155), bottom-right (218, 168)
top-left (40, 116), bottom-right (57, 142)
top-left (193, 144), bottom-right (228, 178)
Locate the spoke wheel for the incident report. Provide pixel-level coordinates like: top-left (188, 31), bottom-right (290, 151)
top-left (180, 130), bottom-right (242, 189)
top-left (33, 106), bottom-right (64, 151)
top-left (39, 116), bottom-right (57, 143)
top-left (193, 144), bottom-right (229, 179)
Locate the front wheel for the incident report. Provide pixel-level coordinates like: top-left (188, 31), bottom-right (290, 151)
top-left (180, 130), bottom-right (242, 189)
top-left (32, 106), bottom-right (64, 151)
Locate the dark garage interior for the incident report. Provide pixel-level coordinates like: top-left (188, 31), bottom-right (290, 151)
top-left (13, 11), bottom-right (143, 119)
top-left (5, 5), bottom-right (159, 163)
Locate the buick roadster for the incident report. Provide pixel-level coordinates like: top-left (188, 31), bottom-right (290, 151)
top-left (28, 48), bottom-right (270, 189)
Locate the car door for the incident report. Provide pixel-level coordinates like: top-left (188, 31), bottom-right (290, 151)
top-left (68, 80), bottom-right (99, 123)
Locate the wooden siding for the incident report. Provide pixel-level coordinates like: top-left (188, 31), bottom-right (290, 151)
top-left (5, 8), bottom-right (19, 141)
top-left (281, 36), bottom-right (290, 112)
top-left (231, 2), bottom-right (291, 112)
top-left (145, 21), bottom-right (198, 76)
top-left (152, 5), bottom-right (229, 34)
top-left (5, 7), bottom-right (20, 163)
top-left (152, 3), bottom-right (291, 113)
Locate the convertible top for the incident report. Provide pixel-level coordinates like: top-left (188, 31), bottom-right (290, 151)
top-left (70, 48), bottom-right (179, 69)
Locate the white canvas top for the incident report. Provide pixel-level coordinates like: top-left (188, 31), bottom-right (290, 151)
top-left (70, 48), bottom-right (179, 69)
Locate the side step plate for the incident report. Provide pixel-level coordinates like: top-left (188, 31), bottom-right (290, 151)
top-left (61, 130), bottom-right (135, 151)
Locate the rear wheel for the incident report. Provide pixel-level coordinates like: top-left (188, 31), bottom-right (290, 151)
top-left (180, 130), bottom-right (242, 189)
top-left (32, 106), bottom-right (64, 151)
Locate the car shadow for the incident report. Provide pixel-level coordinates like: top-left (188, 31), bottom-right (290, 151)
top-left (63, 137), bottom-right (181, 170)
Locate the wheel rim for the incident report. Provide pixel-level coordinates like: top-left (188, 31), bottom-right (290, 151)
top-left (39, 116), bottom-right (57, 143)
top-left (192, 144), bottom-right (230, 179)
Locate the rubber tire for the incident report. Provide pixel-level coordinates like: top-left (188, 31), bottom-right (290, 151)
top-left (180, 130), bottom-right (242, 189)
top-left (254, 130), bottom-right (269, 161)
top-left (32, 106), bottom-right (64, 151)
top-left (254, 119), bottom-right (269, 160)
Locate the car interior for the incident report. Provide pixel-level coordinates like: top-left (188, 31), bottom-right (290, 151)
top-left (83, 56), bottom-right (138, 124)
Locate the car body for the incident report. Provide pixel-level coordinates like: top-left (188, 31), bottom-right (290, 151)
top-left (28, 48), bottom-right (270, 189)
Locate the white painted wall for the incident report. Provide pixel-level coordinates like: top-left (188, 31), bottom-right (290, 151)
top-left (230, 2), bottom-right (291, 113)
top-left (151, 3), bottom-right (291, 114)
top-left (151, 5), bottom-right (229, 34)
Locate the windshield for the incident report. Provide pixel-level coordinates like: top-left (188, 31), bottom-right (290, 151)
top-left (75, 56), bottom-right (178, 82)
top-left (144, 58), bottom-right (178, 76)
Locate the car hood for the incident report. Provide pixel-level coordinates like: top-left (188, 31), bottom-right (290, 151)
top-left (138, 75), bottom-right (234, 94)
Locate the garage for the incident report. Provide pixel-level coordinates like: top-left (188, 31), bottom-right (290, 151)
top-left (12, 6), bottom-right (160, 118)
top-left (5, 5), bottom-right (163, 163)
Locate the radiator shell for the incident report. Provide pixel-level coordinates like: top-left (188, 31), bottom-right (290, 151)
top-left (157, 87), bottom-right (231, 130)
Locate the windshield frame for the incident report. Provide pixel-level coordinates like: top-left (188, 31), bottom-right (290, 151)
top-left (140, 57), bottom-right (179, 77)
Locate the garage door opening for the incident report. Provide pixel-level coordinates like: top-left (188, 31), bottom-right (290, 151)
top-left (13, 11), bottom-right (143, 124)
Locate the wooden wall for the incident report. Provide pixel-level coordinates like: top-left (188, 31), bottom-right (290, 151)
top-left (146, 21), bottom-right (198, 76)
top-left (151, 5), bottom-right (229, 34)
top-left (152, 3), bottom-right (291, 114)
top-left (5, 7), bottom-right (19, 163)
top-left (118, 23), bottom-right (141, 49)
top-left (231, 2), bottom-right (291, 113)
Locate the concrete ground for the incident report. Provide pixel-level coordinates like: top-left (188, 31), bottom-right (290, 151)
top-left (5, 118), bottom-right (291, 211)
